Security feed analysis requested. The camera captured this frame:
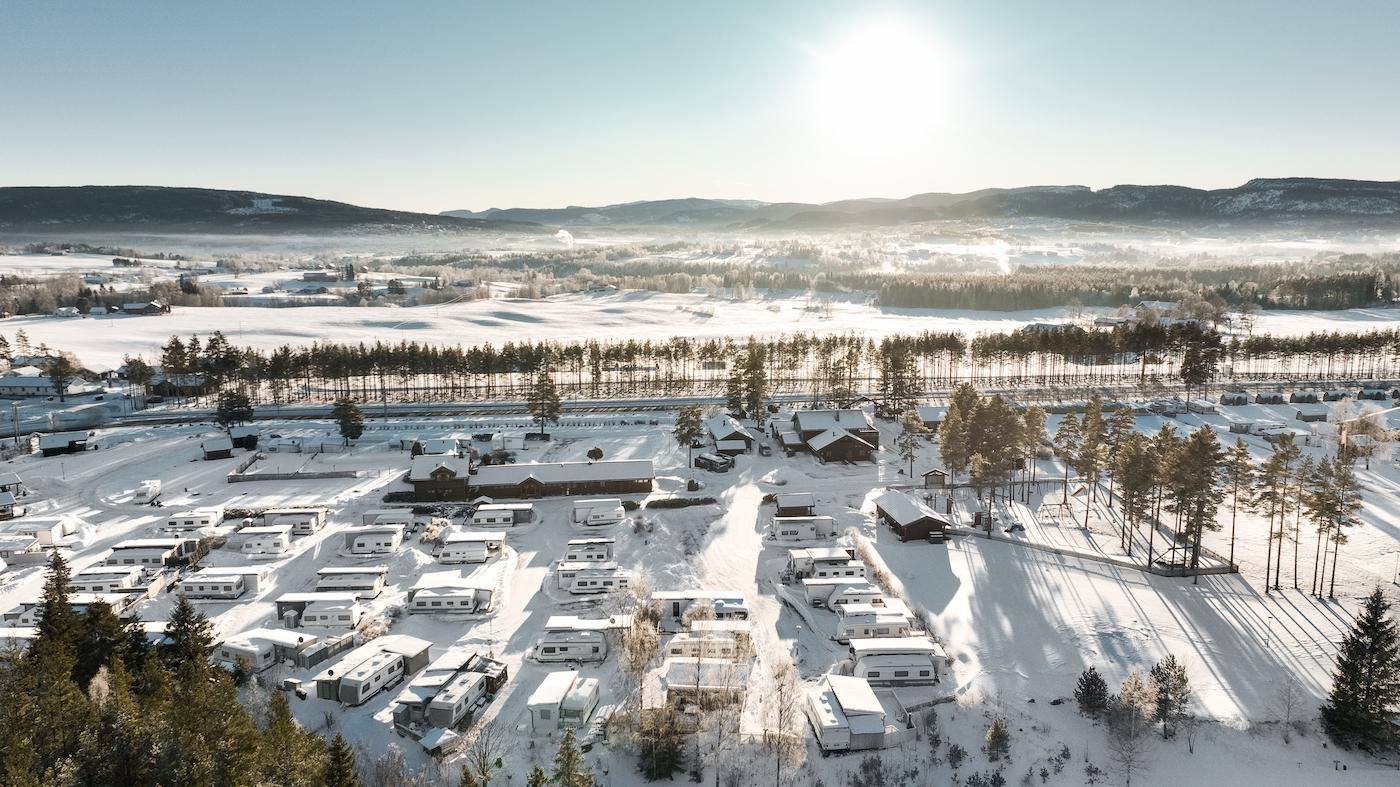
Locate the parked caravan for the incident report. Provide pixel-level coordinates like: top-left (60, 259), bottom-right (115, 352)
top-left (314, 636), bottom-right (432, 706)
top-left (135, 479), bottom-right (162, 503)
top-left (214, 628), bottom-right (318, 673)
top-left (344, 525), bottom-right (404, 554)
top-left (567, 566), bottom-right (633, 595)
top-left (810, 560), bottom-right (868, 580)
top-left (563, 537), bottom-right (615, 562)
top-left (106, 538), bottom-right (198, 568)
top-left (164, 507), bottom-right (225, 532)
top-left (69, 565), bottom-right (144, 594)
top-left (771, 515), bottom-right (838, 541)
top-left (13, 516), bottom-right (81, 546)
top-left (179, 572), bottom-right (249, 600)
top-left (425, 670), bottom-right (489, 729)
top-left (806, 674), bottom-right (912, 752)
top-left (1249, 420), bottom-right (1289, 437)
top-left (275, 592), bottom-right (360, 626)
top-left (469, 502), bottom-right (534, 527)
top-left (572, 498), bottom-right (625, 526)
top-left (835, 611), bottom-right (913, 643)
top-left (534, 616), bottom-right (623, 663)
top-left (301, 599), bottom-right (363, 628)
top-left (786, 546), bottom-right (858, 578)
top-left (361, 509), bottom-right (414, 527)
top-left (391, 650), bottom-right (496, 735)
top-left (407, 571), bottom-right (495, 614)
top-left (803, 578), bottom-right (882, 608)
top-left (665, 631), bottom-right (748, 660)
top-left (314, 566), bottom-right (388, 599)
top-left (438, 529), bottom-right (506, 564)
top-left (527, 671), bottom-right (599, 734)
top-left (262, 507), bottom-right (328, 535)
top-left (853, 653), bottom-right (941, 686)
top-left (652, 590), bottom-right (750, 631)
top-left (693, 452), bottom-right (733, 472)
top-left (240, 525), bottom-right (292, 555)
top-left (557, 560), bottom-right (619, 590)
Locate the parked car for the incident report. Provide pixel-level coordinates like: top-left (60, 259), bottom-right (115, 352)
top-left (757, 443), bottom-right (772, 456)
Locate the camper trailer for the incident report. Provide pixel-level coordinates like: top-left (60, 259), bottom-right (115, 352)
top-left (835, 611), bottom-right (913, 643)
top-left (572, 498), bottom-right (625, 526)
top-left (240, 525), bottom-right (293, 555)
top-left (806, 674), bottom-right (912, 752)
top-left (179, 571), bottom-right (249, 600)
top-left (361, 509), bottom-right (415, 527)
top-left (408, 572), bottom-right (495, 614)
top-left (391, 651), bottom-right (497, 735)
top-left (106, 538), bottom-right (198, 568)
top-left (567, 566), bottom-right (633, 595)
top-left (164, 507), bottom-right (225, 532)
top-left (652, 590), bottom-right (749, 631)
top-left (301, 599), bottom-right (364, 628)
top-left (69, 565), bottom-right (144, 594)
top-left (262, 507), bottom-right (328, 535)
top-left (214, 628), bottom-right (318, 673)
top-left (534, 616), bottom-right (626, 663)
top-left (13, 516), bottom-right (81, 546)
top-left (135, 479), bottom-right (162, 503)
top-left (810, 560), bottom-right (868, 580)
top-left (344, 525), bottom-right (404, 555)
top-left (803, 578), bottom-right (883, 608)
top-left (786, 546), bottom-right (858, 578)
top-left (438, 530), bottom-right (506, 564)
top-left (556, 560), bottom-right (619, 590)
top-left (315, 566), bottom-right (388, 598)
top-left (527, 671), bottom-right (599, 734)
top-left (848, 637), bottom-right (943, 686)
top-left (469, 502), bottom-right (534, 527)
top-left (771, 515), bottom-right (838, 541)
top-left (314, 636), bottom-right (432, 706)
top-left (563, 537), bottom-right (615, 562)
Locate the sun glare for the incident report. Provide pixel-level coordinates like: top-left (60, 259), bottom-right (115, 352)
top-left (808, 18), bottom-right (957, 152)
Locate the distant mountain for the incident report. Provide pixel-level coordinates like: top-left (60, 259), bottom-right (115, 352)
top-left (444, 178), bottom-right (1400, 229)
top-left (0, 186), bottom-right (543, 234)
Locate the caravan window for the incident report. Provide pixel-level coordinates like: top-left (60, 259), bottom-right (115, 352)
top-left (867, 671), bottom-right (880, 678)
top-left (894, 670), bottom-right (909, 678)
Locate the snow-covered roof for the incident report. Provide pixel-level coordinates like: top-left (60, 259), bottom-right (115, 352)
top-left (0, 492), bottom-right (16, 507)
top-left (915, 405), bottom-right (948, 422)
top-left (473, 459), bottom-right (654, 487)
top-left (789, 546), bottom-right (856, 562)
top-left (317, 566), bottom-right (388, 576)
top-left (872, 490), bottom-right (948, 527)
top-left (529, 670), bottom-right (580, 707)
top-left (442, 529), bottom-right (506, 544)
top-left (826, 674), bottom-right (884, 717)
top-left (417, 727), bottom-right (459, 752)
top-left (415, 438), bottom-right (459, 455)
top-left (0, 472), bottom-right (20, 488)
top-left (544, 614), bottom-right (631, 632)
top-left (705, 413), bottom-right (753, 441)
top-left (412, 570), bottom-right (492, 591)
top-left (111, 537), bottom-right (188, 550)
top-left (661, 657), bottom-right (751, 690)
top-left (228, 425), bottom-right (259, 438)
top-left (408, 455), bottom-right (470, 481)
top-left (202, 436), bottom-right (234, 452)
top-left (793, 409), bottom-right (875, 433)
top-left (774, 492), bottom-right (815, 509)
top-left (38, 431), bottom-right (88, 448)
top-left (808, 428), bottom-right (872, 452)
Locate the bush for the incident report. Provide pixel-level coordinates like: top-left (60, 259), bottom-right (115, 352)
top-left (645, 497), bottom-right (717, 510)
top-left (621, 500), bottom-right (641, 511)
top-left (686, 479), bottom-right (702, 492)
top-left (381, 491), bottom-right (416, 503)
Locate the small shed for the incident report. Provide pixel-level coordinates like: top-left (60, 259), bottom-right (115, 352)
top-left (1323, 389), bottom-right (1351, 402)
top-left (1289, 391), bottom-right (1320, 404)
top-left (915, 405), bottom-right (947, 432)
top-left (38, 431), bottom-right (88, 457)
top-left (872, 490), bottom-right (950, 542)
top-left (1294, 404), bottom-right (1329, 423)
top-left (201, 435), bottom-right (234, 460)
top-left (1218, 391), bottom-right (1249, 406)
top-left (1254, 391), bottom-right (1286, 405)
top-left (921, 468), bottom-right (949, 489)
top-left (774, 492), bottom-right (817, 518)
top-left (229, 425), bottom-right (260, 450)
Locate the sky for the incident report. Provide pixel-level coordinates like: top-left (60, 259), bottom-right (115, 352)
top-left (3, 1), bottom-right (1398, 213)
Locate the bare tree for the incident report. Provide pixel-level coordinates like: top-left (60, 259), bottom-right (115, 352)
top-left (1106, 672), bottom-right (1155, 787)
top-left (462, 722), bottom-right (512, 786)
top-left (764, 656), bottom-right (806, 787)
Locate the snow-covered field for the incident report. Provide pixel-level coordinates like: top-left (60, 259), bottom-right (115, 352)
top-left (8, 289), bottom-right (1400, 369)
top-left (2, 400), bottom-right (1399, 784)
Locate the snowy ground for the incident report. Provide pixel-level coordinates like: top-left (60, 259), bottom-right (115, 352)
top-left (2, 404), bottom-right (1399, 785)
top-left (8, 288), bottom-right (1400, 370)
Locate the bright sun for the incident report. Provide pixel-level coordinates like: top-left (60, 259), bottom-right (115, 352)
top-left (808, 18), bottom-right (956, 151)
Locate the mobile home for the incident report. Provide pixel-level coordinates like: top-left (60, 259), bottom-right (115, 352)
top-left (786, 546), bottom-right (858, 578)
top-left (214, 628), bottom-right (319, 672)
top-left (563, 537), bottom-right (615, 562)
top-left (527, 671), bottom-right (599, 734)
top-left (533, 615), bottom-right (627, 663)
top-left (407, 571), bottom-right (495, 614)
top-left (164, 507), bottom-right (225, 532)
top-left (392, 650), bottom-right (495, 735)
top-left (556, 560), bottom-right (619, 590)
top-left (179, 571), bottom-right (249, 600)
top-left (469, 502), bottom-right (534, 527)
top-left (69, 565), bottom-right (144, 594)
top-left (301, 598), bottom-right (364, 628)
top-left (771, 515), bottom-right (838, 541)
top-left (314, 635), bottom-right (432, 706)
top-left (262, 507), bottom-right (328, 535)
top-left (361, 509), bottom-right (414, 527)
top-left (652, 590), bottom-right (749, 631)
top-left (810, 560), bottom-right (868, 580)
top-left (835, 611), bottom-right (913, 644)
top-left (13, 515), bottom-right (81, 546)
top-left (343, 525), bottom-right (404, 554)
top-left (438, 529), bottom-right (506, 564)
top-left (803, 578), bottom-right (883, 608)
top-left (853, 653), bottom-right (941, 686)
top-left (240, 525), bottom-right (293, 556)
top-left (315, 566), bottom-right (388, 599)
top-left (572, 498), bottom-right (625, 527)
top-left (274, 591), bottom-right (361, 626)
top-left (806, 674), bottom-right (912, 752)
top-left (106, 537), bottom-right (198, 568)
top-left (567, 565), bottom-right (633, 595)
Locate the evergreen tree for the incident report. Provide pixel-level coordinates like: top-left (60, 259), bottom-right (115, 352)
top-left (72, 601), bottom-right (130, 690)
top-left (331, 397), bottom-right (365, 445)
top-left (636, 703), bottom-right (687, 780)
top-left (1325, 458), bottom-right (1364, 598)
top-left (1320, 588), bottom-right (1400, 751)
top-left (0, 333), bottom-right (10, 362)
top-left (939, 401), bottom-right (969, 481)
top-left (527, 370), bottom-right (561, 435)
top-left (743, 342), bottom-right (769, 424)
top-left (323, 733), bottom-right (362, 787)
top-left (1078, 393), bottom-right (1109, 505)
top-left (985, 717), bottom-right (1010, 761)
top-left (1172, 427), bottom-right (1225, 578)
top-left (44, 353), bottom-right (81, 402)
top-left (1255, 435), bottom-right (1300, 592)
top-left (724, 363), bottom-right (745, 415)
top-left (1148, 654), bottom-right (1190, 738)
top-left (1114, 433), bottom-right (1155, 556)
top-left (262, 690), bottom-right (323, 787)
top-left (526, 766), bottom-right (549, 787)
top-left (895, 409), bottom-right (924, 477)
top-left (1075, 666), bottom-right (1110, 717)
top-left (673, 405), bottom-right (703, 472)
top-left (215, 388), bottom-right (254, 428)
top-left (1222, 439), bottom-right (1254, 569)
top-left (1021, 406), bottom-right (1048, 494)
top-left (551, 728), bottom-right (592, 787)
top-left (162, 594), bottom-right (214, 675)
top-left (33, 552), bottom-right (78, 650)
top-left (1053, 415), bottom-right (1082, 504)
top-left (1104, 407), bottom-right (1137, 504)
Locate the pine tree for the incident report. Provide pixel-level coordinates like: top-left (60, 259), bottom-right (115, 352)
top-left (1078, 394), bottom-right (1108, 505)
top-left (939, 401), bottom-right (969, 482)
top-left (1114, 433), bottom-right (1155, 556)
top-left (331, 397), bottom-right (365, 445)
top-left (0, 333), bottom-right (10, 362)
top-left (1021, 406), bottom-right (1048, 495)
top-left (33, 552), bottom-right (79, 651)
top-left (637, 703), bottom-right (687, 780)
top-left (1148, 654), bottom-right (1190, 738)
top-left (896, 409), bottom-right (924, 477)
top-left (44, 353), bottom-right (81, 402)
top-left (1075, 666), bottom-right (1110, 717)
top-left (725, 362), bottom-right (745, 415)
top-left (551, 728), bottom-right (592, 787)
top-left (262, 690), bottom-right (324, 787)
top-left (1105, 407), bottom-right (1136, 504)
top-left (323, 733), bottom-right (362, 787)
top-left (985, 717), bottom-right (1010, 761)
top-left (673, 405), bottom-right (703, 470)
top-left (73, 601), bottom-right (129, 690)
top-left (1320, 588), bottom-right (1400, 751)
top-left (526, 766), bottom-right (549, 787)
top-left (215, 388), bottom-right (254, 428)
top-left (1053, 415), bottom-right (1082, 504)
top-left (1325, 458), bottom-right (1363, 598)
top-left (1222, 439), bottom-right (1253, 569)
top-left (163, 594), bottom-right (214, 675)
top-left (743, 342), bottom-right (768, 424)
top-left (527, 369), bottom-right (561, 435)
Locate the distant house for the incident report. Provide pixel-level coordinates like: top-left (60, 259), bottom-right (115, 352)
top-left (201, 435), bottom-right (234, 460)
top-left (921, 468), bottom-right (949, 489)
top-left (915, 405), bottom-right (948, 432)
top-left (409, 456), bottom-right (472, 501)
top-left (411, 438), bottom-right (461, 457)
top-left (38, 431), bottom-right (88, 457)
top-left (0, 375), bottom-right (59, 398)
top-left (0, 492), bottom-right (16, 520)
top-left (120, 300), bottom-right (170, 316)
top-left (791, 410), bottom-right (879, 461)
top-left (0, 472), bottom-right (24, 497)
top-left (872, 490), bottom-right (950, 542)
top-left (1294, 404), bottom-right (1329, 423)
top-left (705, 413), bottom-right (755, 455)
top-left (469, 460), bottom-right (654, 499)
